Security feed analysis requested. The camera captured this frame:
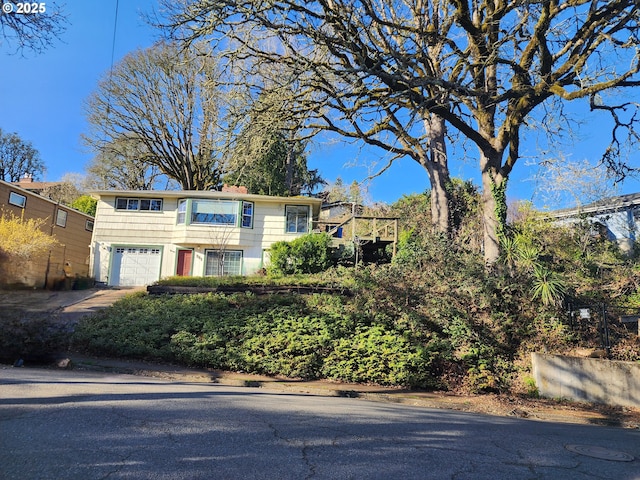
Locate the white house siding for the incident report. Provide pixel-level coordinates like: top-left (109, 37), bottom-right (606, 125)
top-left (91, 197), bottom-right (177, 285)
top-left (90, 192), bottom-right (320, 286)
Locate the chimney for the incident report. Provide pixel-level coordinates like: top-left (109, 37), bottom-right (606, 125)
top-left (20, 174), bottom-right (34, 183)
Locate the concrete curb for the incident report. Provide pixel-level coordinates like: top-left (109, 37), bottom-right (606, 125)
top-left (66, 354), bottom-right (640, 429)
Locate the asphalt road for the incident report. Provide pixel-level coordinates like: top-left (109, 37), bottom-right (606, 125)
top-left (1, 368), bottom-right (638, 480)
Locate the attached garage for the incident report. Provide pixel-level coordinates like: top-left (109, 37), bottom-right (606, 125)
top-left (109, 247), bottom-right (162, 286)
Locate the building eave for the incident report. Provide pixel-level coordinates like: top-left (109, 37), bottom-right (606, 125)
top-left (89, 190), bottom-right (323, 216)
top-left (550, 192), bottom-right (640, 219)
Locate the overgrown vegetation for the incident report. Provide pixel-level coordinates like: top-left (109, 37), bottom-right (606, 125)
top-left (1, 310), bottom-right (69, 364)
top-left (72, 289), bottom-right (442, 388)
top-left (71, 192), bottom-right (640, 393)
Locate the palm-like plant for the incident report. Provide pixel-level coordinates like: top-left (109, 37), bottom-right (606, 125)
top-left (531, 265), bottom-right (567, 306)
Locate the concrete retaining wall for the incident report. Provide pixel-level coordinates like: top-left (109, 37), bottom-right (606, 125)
top-left (531, 353), bottom-right (640, 408)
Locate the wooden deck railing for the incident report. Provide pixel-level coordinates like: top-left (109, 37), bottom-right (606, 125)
top-left (314, 215), bottom-right (399, 256)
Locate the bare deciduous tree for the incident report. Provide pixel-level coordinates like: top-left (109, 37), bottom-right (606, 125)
top-left (0, 0), bottom-right (67, 54)
top-left (0, 128), bottom-right (44, 181)
top-left (533, 156), bottom-right (620, 209)
top-left (84, 41), bottom-right (228, 190)
top-left (161, 0), bottom-right (455, 234)
top-left (84, 136), bottom-right (168, 191)
top-left (162, 0), bottom-right (640, 266)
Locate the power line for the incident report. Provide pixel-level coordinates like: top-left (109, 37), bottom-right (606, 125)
top-left (105, 0), bottom-right (119, 127)
top-left (109, 0), bottom-right (120, 80)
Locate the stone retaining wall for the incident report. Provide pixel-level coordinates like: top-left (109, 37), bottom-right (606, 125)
top-left (532, 353), bottom-right (640, 408)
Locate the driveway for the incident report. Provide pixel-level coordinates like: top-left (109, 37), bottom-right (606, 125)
top-left (0, 286), bottom-right (144, 323)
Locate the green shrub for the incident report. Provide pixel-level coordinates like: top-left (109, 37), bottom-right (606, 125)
top-left (242, 311), bottom-right (334, 378)
top-left (170, 331), bottom-right (229, 368)
top-left (322, 325), bottom-right (436, 387)
top-left (71, 205), bottom-right (640, 393)
top-left (268, 233), bottom-right (332, 275)
top-left (73, 292), bottom-right (233, 360)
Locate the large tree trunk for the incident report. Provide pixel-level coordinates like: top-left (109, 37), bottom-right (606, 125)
top-left (480, 152), bottom-right (507, 267)
top-left (423, 114), bottom-right (451, 234)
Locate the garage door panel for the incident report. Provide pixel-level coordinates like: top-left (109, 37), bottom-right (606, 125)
top-left (110, 247), bottom-right (162, 286)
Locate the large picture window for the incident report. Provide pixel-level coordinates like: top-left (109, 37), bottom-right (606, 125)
top-left (191, 200), bottom-right (237, 225)
top-left (205, 250), bottom-right (242, 276)
top-left (285, 205), bottom-right (309, 233)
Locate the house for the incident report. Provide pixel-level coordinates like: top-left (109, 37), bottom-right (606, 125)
top-left (11, 174), bottom-right (63, 194)
top-left (89, 189), bottom-right (322, 286)
top-left (0, 179), bottom-right (94, 288)
top-left (551, 192), bottom-right (640, 253)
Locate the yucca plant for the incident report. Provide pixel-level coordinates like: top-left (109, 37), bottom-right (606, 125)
top-left (517, 244), bottom-right (541, 272)
top-left (531, 265), bottom-right (567, 306)
top-left (499, 235), bottom-right (519, 274)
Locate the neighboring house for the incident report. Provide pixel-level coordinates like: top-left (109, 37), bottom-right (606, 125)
top-left (0, 179), bottom-right (94, 288)
top-left (89, 189), bottom-right (322, 286)
top-left (551, 192), bottom-right (640, 253)
top-left (11, 174), bottom-right (63, 194)
top-left (319, 201), bottom-right (361, 221)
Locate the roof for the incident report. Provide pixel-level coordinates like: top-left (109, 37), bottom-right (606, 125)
top-left (90, 189), bottom-right (323, 215)
top-left (551, 192), bottom-right (640, 219)
top-left (12, 180), bottom-right (62, 191)
top-left (11, 174), bottom-right (62, 191)
top-left (0, 179), bottom-right (94, 219)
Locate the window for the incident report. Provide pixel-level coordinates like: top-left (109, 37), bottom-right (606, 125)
top-left (205, 250), bottom-right (242, 276)
top-left (116, 197), bottom-right (162, 211)
top-left (177, 199), bottom-right (187, 224)
top-left (191, 200), bottom-right (237, 225)
top-left (55, 209), bottom-right (67, 227)
top-left (241, 201), bottom-right (254, 228)
top-left (141, 199), bottom-right (163, 211)
top-left (116, 198), bottom-right (137, 210)
top-left (9, 191), bottom-right (26, 208)
top-left (85, 220), bottom-right (94, 232)
top-left (285, 205), bottom-right (309, 233)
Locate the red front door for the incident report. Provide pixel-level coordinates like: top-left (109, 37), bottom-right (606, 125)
top-left (176, 250), bottom-right (192, 276)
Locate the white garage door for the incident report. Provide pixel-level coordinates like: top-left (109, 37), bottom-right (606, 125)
top-left (110, 247), bottom-right (162, 286)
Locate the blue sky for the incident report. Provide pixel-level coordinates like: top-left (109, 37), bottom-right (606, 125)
top-left (1, 1), bottom-right (638, 207)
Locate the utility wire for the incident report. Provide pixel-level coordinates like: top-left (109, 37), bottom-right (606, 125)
top-left (106, 0), bottom-right (120, 119)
